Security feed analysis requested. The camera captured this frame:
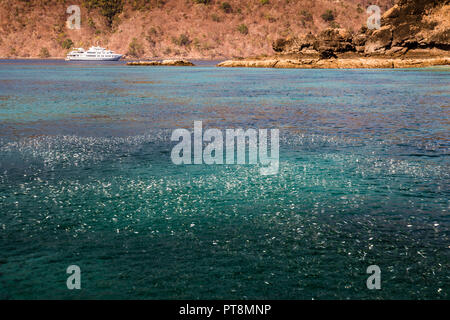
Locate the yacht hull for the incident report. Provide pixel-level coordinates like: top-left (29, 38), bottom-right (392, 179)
top-left (66, 55), bottom-right (122, 61)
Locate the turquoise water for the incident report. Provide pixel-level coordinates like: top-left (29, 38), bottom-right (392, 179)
top-left (0, 60), bottom-right (449, 299)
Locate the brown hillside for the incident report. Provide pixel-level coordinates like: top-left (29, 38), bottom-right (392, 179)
top-left (0, 0), bottom-right (395, 59)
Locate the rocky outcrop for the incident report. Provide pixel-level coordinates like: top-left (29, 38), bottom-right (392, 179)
top-left (271, 0), bottom-right (450, 57)
top-left (319, 49), bottom-right (337, 59)
top-left (127, 60), bottom-right (195, 66)
top-left (364, 26), bottom-right (393, 53)
top-left (313, 28), bottom-right (355, 55)
top-left (272, 38), bottom-right (292, 53)
top-left (217, 57), bottom-right (450, 69)
top-left (364, 0), bottom-right (450, 53)
top-left (273, 29), bottom-right (355, 57)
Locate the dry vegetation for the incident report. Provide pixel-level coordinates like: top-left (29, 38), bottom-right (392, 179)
top-left (0, 0), bottom-right (395, 59)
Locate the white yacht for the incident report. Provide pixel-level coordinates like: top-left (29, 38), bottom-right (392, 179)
top-left (66, 46), bottom-right (123, 61)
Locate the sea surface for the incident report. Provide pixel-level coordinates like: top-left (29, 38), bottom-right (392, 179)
top-left (0, 59), bottom-right (448, 299)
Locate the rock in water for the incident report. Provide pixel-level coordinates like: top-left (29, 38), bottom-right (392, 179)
top-left (127, 60), bottom-right (195, 66)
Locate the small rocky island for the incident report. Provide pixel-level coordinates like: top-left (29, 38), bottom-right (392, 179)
top-left (218, 0), bottom-right (450, 69)
top-left (127, 60), bottom-right (195, 66)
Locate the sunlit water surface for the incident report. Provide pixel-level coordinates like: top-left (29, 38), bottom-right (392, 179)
top-left (0, 60), bottom-right (448, 299)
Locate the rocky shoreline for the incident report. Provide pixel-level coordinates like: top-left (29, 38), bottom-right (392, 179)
top-left (219, 0), bottom-right (450, 69)
top-left (217, 56), bottom-right (450, 69)
top-left (126, 59), bottom-right (195, 66)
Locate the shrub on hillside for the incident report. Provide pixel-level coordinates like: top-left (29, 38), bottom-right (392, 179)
top-left (145, 28), bottom-right (158, 46)
top-left (9, 47), bottom-right (17, 56)
top-left (221, 2), bottom-right (232, 13)
top-left (357, 4), bottom-right (364, 14)
top-left (172, 34), bottom-right (191, 47)
top-left (321, 10), bottom-right (335, 22)
top-left (329, 21), bottom-right (340, 29)
top-left (211, 14), bottom-right (221, 22)
top-left (39, 47), bottom-right (50, 58)
top-left (61, 39), bottom-right (74, 49)
top-left (87, 18), bottom-right (96, 29)
top-left (265, 14), bottom-right (276, 23)
top-left (127, 37), bottom-right (144, 57)
top-left (131, 0), bottom-right (156, 11)
top-left (237, 24), bottom-right (248, 35)
top-left (83, 0), bottom-right (123, 27)
top-left (300, 10), bottom-right (313, 22)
